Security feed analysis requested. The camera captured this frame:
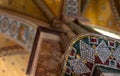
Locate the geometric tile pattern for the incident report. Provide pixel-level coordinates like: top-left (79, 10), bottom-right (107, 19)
top-left (89, 37), bottom-right (98, 44)
top-left (96, 40), bottom-right (111, 63)
top-left (80, 40), bottom-right (95, 63)
top-left (108, 41), bottom-right (116, 48)
top-left (65, 66), bottom-right (72, 75)
top-left (69, 59), bottom-right (90, 74)
top-left (113, 45), bottom-right (120, 64)
top-left (69, 47), bottom-right (77, 58)
top-left (64, 0), bottom-right (80, 17)
top-left (62, 34), bottom-right (120, 76)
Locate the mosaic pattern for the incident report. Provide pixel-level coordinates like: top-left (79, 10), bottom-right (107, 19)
top-left (27, 27), bottom-right (36, 49)
top-left (64, 0), bottom-right (80, 17)
top-left (108, 41), bottom-right (116, 48)
top-left (89, 37), bottom-right (98, 44)
top-left (80, 40), bottom-right (94, 63)
top-left (0, 17), bottom-right (9, 32)
top-left (65, 66), bottom-right (72, 75)
top-left (69, 59), bottom-right (90, 74)
top-left (0, 14), bottom-right (37, 51)
top-left (96, 40), bottom-right (110, 63)
top-left (69, 47), bottom-right (77, 58)
top-left (62, 34), bottom-right (120, 76)
top-left (10, 21), bottom-right (19, 37)
top-left (17, 23), bottom-right (29, 43)
top-left (113, 45), bottom-right (120, 64)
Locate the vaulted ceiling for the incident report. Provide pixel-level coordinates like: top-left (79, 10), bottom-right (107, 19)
top-left (43, 0), bottom-right (62, 18)
top-left (0, 0), bottom-right (63, 22)
top-left (82, 0), bottom-right (120, 33)
top-left (0, 0), bottom-right (119, 49)
top-left (0, 0), bottom-right (48, 22)
top-left (0, 0), bottom-right (119, 76)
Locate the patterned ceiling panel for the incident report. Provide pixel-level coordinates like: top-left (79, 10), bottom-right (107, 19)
top-left (0, 0), bottom-right (48, 22)
top-left (82, 0), bottom-right (120, 33)
top-left (63, 0), bottom-right (81, 19)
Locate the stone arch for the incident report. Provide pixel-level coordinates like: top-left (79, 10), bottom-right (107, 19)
top-left (62, 34), bottom-right (120, 76)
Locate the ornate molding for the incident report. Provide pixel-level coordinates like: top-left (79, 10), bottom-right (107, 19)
top-left (0, 45), bottom-right (28, 57)
top-left (0, 11), bottom-right (37, 51)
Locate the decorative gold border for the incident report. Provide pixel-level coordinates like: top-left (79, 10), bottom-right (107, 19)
top-left (68, 34), bottom-right (120, 52)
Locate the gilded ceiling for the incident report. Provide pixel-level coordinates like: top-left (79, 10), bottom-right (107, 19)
top-left (0, 0), bottom-right (119, 48)
top-left (43, 0), bottom-right (62, 18)
top-left (0, 0), bottom-right (119, 76)
top-left (0, 35), bottom-right (17, 48)
top-left (0, 0), bottom-right (48, 22)
top-left (82, 0), bottom-right (120, 34)
top-left (0, 0), bottom-right (63, 22)
top-left (113, 0), bottom-right (120, 17)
